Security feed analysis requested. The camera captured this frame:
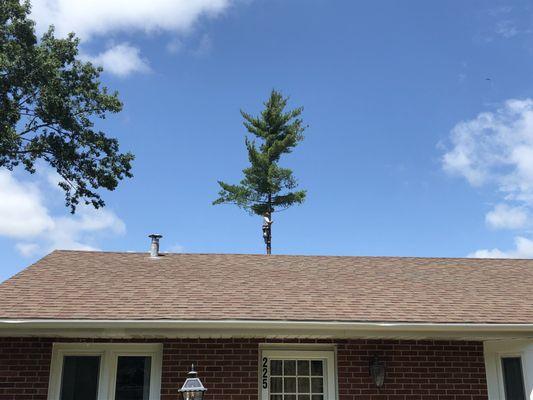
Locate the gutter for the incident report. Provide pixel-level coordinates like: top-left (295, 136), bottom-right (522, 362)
top-left (1, 319), bottom-right (533, 331)
top-left (1, 319), bottom-right (533, 340)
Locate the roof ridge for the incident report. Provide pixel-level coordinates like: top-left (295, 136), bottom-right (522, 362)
top-left (48, 249), bottom-right (533, 261)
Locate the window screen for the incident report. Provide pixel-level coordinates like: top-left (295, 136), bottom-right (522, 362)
top-left (269, 359), bottom-right (325, 400)
top-left (114, 356), bottom-right (151, 400)
top-left (502, 357), bottom-right (526, 400)
top-left (60, 356), bottom-right (100, 400)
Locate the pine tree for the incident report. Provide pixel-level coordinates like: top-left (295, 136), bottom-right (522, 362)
top-left (213, 90), bottom-right (307, 254)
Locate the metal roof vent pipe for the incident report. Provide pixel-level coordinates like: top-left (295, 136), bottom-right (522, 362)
top-left (149, 234), bottom-right (162, 258)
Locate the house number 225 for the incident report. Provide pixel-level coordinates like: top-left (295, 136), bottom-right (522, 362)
top-left (262, 357), bottom-right (268, 389)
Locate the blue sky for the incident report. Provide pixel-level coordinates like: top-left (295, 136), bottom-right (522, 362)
top-left (2, 0), bottom-right (533, 281)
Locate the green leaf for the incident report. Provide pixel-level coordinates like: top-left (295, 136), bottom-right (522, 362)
top-left (0, 0), bottom-right (133, 212)
top-left (213, 90), bottom-right (307, 217)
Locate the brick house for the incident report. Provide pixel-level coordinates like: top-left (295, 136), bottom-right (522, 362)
top-left (0, 249), bottom-right (531, 400)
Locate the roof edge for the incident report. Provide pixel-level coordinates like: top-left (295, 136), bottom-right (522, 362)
top-left (2, 319), bottom-right (532, 340)
top-left (1, 319), bottom-right (533, 331)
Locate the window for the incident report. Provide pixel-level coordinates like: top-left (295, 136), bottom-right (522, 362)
top-left (501, 357), bottom-right (526, 400)
top-left (48, 344), bottom-right (162, 400)
top-left (60, 356), bottom-right (100, 400)
top-left (115, 356), bottom-right (152, 400)
top-left (483, 340), bottom-right (532, 400)
top-left (261, 349), bottom-right (336, 400)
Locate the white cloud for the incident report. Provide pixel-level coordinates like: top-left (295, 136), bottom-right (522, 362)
top-left (15, 243), bottom-right (41, 258)
top-left (44, 205), bottom-right (126, 252)
top-left (495, 20), bottom-right (519, 38)
top-left (167, 243), bottom-right (185, 253)
top-left (487, 6), bottom-right (512, 17)
top-left (443, 99), bottom-right (533, 200)
top-left (485, 203), bottom-right (528, 230)
top-left (83, 43), bottom-right (150, 77)
top-left (30, 0), bottom-right (239, 76)
top-left (31, 0), bottom-right (233, 40)
top-left (0, 170), bottom-right (125, 257)
top-left (0, 171), bottom-right (54, 238)
top-left (192, 34), bottom-right (213, 56)
top-left (443, 99), bottom-right (533, 257)
top-left (166, 37), bottom-right (183, 54)
top-left (166, 33), bottom-right (214, 57)
top-left (469, 236), bottom-right (533, 259)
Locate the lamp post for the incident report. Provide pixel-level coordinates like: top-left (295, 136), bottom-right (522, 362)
top-left (179, 364), bottom-right (207, 400)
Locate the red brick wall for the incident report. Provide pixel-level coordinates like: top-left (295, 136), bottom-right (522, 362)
top-left (336, 339), bottom-right (488, 400)
top-left (0, 337), bottom-right (54, 400)
top-left (0, 338), bottom-right (488, 400)
top-left (161, 339), bottom-right (259, 400)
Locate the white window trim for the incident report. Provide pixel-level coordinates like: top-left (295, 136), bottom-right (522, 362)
top-left (260, 348), bottom-right (337, 400)
top-left (484, 340), bottom-right (533, 400)
top-left (48, 343), bottom-right (162, 400)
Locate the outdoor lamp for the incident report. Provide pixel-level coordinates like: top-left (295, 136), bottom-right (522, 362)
top-left (179, 364), bottom-right (207, 400)
top-left (369, 355), bottom-right (385, 388)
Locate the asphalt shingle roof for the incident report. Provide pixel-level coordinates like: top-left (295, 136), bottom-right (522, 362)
top-left (0, 250), bottom-right (531, 323)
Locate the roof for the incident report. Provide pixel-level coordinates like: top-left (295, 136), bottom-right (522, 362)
top-left (0, 250), bottom-right (531, 324)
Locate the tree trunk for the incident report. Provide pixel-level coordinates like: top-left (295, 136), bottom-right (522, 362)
top-left (266, 194), bottom-right (272, 255)
top-left (266, 214), bottom-right (272, 255)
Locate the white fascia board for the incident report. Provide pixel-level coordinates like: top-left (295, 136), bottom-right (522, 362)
top-left (1, 319), bottom-right (533, 330)
top-left (1, 319), bottom-right (533, 339)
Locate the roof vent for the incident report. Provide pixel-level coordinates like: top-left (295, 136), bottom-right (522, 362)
top-left (148, 234), bottom-right (162, 258)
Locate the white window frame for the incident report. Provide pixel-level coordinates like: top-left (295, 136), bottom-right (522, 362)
top-left (484, 340), bottom-right (533, 400)
top-left (260, 347), bottom-right (337, 400)
top-left (47, 343), bottom-right (162, 400)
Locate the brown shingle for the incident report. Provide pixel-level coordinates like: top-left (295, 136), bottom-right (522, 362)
top-left (0, 250), bottom-right (532, 323)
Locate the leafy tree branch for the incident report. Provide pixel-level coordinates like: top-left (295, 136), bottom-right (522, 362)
top-left (1, 0), bottom-right (133, 212)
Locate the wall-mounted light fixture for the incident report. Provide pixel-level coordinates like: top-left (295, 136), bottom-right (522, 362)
top-left (179, 364), bottom-right (207, 400)
top-left (369, 355), bottom-right (385, 388)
